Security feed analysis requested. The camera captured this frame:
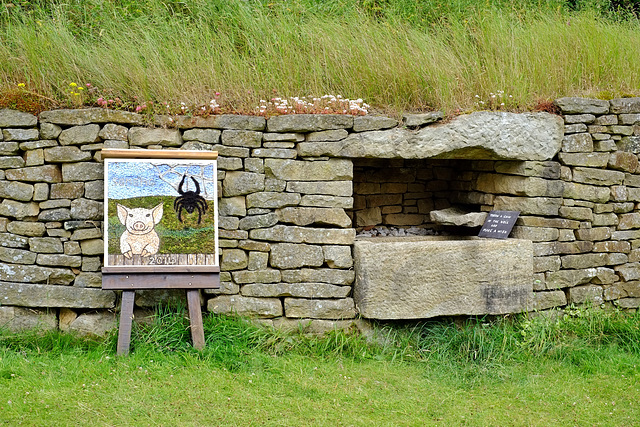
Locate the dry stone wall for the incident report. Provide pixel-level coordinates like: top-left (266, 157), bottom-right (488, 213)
top-left (0, 98), bottom-right (639, 335)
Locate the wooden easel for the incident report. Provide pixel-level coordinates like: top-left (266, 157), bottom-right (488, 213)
top-left (101, 148), bottom-right (220, 356)
top-left (102, 266), bottom-right (220, 355)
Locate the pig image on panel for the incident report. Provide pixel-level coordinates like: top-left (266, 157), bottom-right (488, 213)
top-left (117, 203), bottom-right (163, 258)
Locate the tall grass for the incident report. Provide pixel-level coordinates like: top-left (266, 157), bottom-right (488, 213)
top-left (1, 1), bottom-right (639, 114)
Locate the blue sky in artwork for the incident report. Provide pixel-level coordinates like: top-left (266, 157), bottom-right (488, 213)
top-left (107, 161), bottom-right (216, 200)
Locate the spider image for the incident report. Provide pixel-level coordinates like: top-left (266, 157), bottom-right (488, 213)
top-left (173, 175), bottom-right (208, 224)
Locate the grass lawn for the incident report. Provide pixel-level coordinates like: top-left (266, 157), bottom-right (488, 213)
top-left (1, 308), bottom-right (639, 426)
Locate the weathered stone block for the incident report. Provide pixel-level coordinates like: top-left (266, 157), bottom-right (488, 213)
top-left (557, 152), bottom-right (609, 167)
top-left (246, 192), bottom-right (301, 209)
top-left (36, 254), bottom-right (81, 268)
top-left (276, 207), bottom-right (351, 228)
top-left (0, 282), bottom-right (114, 307)
top-left (0, 306), bottom-right (57, 333)
top-left (250, 225), bottom-right (355, 245)
top-left (511, 226), bottom-right (559, 242)
top-left (353, 116), bottom-right (398, 132)
top-left (562, 133), bottom-right (593, 152)
top-left (284, 298), bottom-right (356, 319)
top-left (354, 236), bottom-right (533, 319)
top-left (532, 291), bottom-right (567, 310)
top-left (0, 109), bottom-right (37, 127)
top-left (129, 127), bottom-right (182, 146)
top-left (5, 165), bottom-right (61, 183)
top-left (569, 284), bottom-right (603, 305)
top-left (183, 128), bottom-right (221, 143)
top-left (0, 181), bottom-right (34, 202)
top-left (282, 268), bottom-right (354, 285)
top-left (7, 221), bottom-right (46, 237)
top-left (0, 141), bottom-right (20, 155)
top-left (608, 151), bottom-right (639, 172)
top-left (238, 213), bottom-right (278, 230)
top-left (554, 97), bottom-right (609, 114)
top-left (492, 196), bottom-right (561, 216)
top-left (561, 253), bottom-right (608, 269)
top-left (575, 227), bottom-right (611, 241)
top-left (232, 269), bottom-right (281, 284)
top-left (222, 171), bottom-right (265, 196)
top-left (28, 237), bottom-right (63, 253)
top-left (267, 114), bottom-right (353, 132)
top-left (252, 148), bottom-right (297, 159)
top-left (270, 243), bottom-right (324, 269)
top-left (572, 167), bottom-right (624, 186)
top-left (70, 199), bottom-right (103, 220)
top-left (323, 245), bottom-right (352, 269)
top-left (241, 282), bottom-right (350, 298)
top-left (58, 124), bottom-right (100, 146)
top-left (2, 128), bottom-right (39, 141)
top-left (300, 195), bottom-right (353, 209)
top-left (0, 200), bottom-right (39, 219)
top-left (222, 130), bottom-right (262, 148)
top-left (79, 239), bottom-right (103, 255)
top-left (610, 97), bottom-right (640, 114)
top-left (207, 295), bottom-right (282, 317)
top-left (62, 163), bottom-right (103, 181)
top-left (0, 247), bottom-right (37, 264)
top-left (221, 249), bottom-right (248, 271)
top-left (265, 159), bottom-right (352, 181)
top-left (615, 263), bottom-right (640, 281)
top-left (44, 146), bottom-right (92, 163)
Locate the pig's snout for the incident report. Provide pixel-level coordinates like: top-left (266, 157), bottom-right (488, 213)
top-left (132, 221), bottom-right (146, 231)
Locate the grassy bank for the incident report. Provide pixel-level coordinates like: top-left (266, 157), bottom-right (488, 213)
top-left (1, 1), bottom-right (640, 115)
top-left (1, 306), bottom-right (639, 425)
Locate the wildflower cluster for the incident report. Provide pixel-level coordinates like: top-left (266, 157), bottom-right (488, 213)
top-left (474, 90), bottom-right (513, 110)
top-left (256, 95), bottom-right (369, 116)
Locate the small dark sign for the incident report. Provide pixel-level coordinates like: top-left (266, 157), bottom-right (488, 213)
top-left (478, 210), bottom-right (520, 239)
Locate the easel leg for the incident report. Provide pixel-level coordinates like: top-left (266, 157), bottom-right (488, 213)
top-left (186, 289), bottom-right (205, 350)
top-left (117, 291), bottom-right (136, 356)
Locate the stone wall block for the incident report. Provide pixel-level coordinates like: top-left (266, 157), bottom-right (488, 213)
top-left (572, 167), bottom-right (624, 186)
top-left (575, 227), bottom-right (611, 241)
top-left (183, 128), bottom-right (221, 143)
top-left (615, 263), bottom-right (640, 281)
top-left (562, 133), bottom-right (593, 152)
top-left (276, 207), bottom-right (351, 228)
top-left (0, 109), bottom-right (37, 127)
top-left (323, 245), bottom-right (353, 269)
top-left (563, 182), bottom-right (610, 203)
top-left (284, 298), bottom-right (356, 319)
top-left (568, 284), bottom-right (604, 305)
top-left (610, 97), bottom-right (640, 114)
top-left (28, 237), bottom-right (64, 253)
top-left (221, 248), bottom-right (249, 271)
top-left (300, 195), bottom-right (353, 209)
top-left (0, 181), bottom-right (34, 202)
top-left (0, 200), bottom-right (39, 219)
top-left (270, 243), bottom-right (324, 269)
top-left (58, 124), bottom-right (100, 146)
top-left (70, 199), bottom-right (103, 220)
top-left (232, 269), bottom-right (281, 284)
top-left (62, 163), bottom-right (103, 181)
top-left (6, 165), bottom-right (62, 183)
top-left (353, 116), bottom-right (398, 132)
top-left (79, 239), bottom-right (103, 255)
top-left (241, 282), bottom-right (350, 298)
top-left (221, 130), bottom-right (262, 148)
top-left (0, 141), bottom-right (20, 156)
top-left (246, 192), bottom-right (300, 209)
top-left (207, 295), bottom-right (282, 318)
top-left (617, 136), bottom-right (640, 153)
top-left (6, 221), bottom-right (46, 237)
top-left (129, 127), bottom-right (182, 146)
top-left (267, 114), bottom-right (354, 132)
top-left (554, 97), bottom-right (609, 114)
top-left (222, 171), bottom-right (265, 196)
top-left (250, 225), bottom-right (355, 245)
top-left (561, 253), bottom-right (608, 269)
top-left (557, 152), bottom-right (609, 167)
top-left (2, 128), bottom-right (39, 141)
top-left (0, 281), bottom-right (115, 307)
top-left (533, 291), bottom-right (567, 310)
top-left (265, 159), bottom-right (353, 181)
top-left (281, 268), bottom-right (355, 285)
top-left (238, 213), bottom-right (278, 230)
top-left (0, 247), bottom-right (37, 264)
top-left (44, 146), bottom-right (92, 163)
top-left (493, 196), bottom-right (561, 216)
top-left (0, 306), bottom-right (57, 333)
top-left (608, 151), bottom-right (639, 172)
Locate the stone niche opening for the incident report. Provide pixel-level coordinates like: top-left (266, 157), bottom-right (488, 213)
top-left (350, 158), bottom-right (489, 236)
top-left (350, 158), bottom-right (534, 320)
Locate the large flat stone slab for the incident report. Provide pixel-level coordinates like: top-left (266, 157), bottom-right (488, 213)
top-left (354, 236), bottom-right (533, 319)
top-left (298, 112), bottom-right (563, 161)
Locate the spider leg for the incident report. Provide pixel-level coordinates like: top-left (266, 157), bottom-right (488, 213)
top-left (178, 175), bottom-right (187, 195)
top-left (196, 205), bottom-right (203, 224)
top-left (191, 177), bottom-right (200, 195)
top-left (197, 197), bottom-right (208, 213)
top-left (173, 196), bottom-right (180, 211)
top-left (177, 203), bottom-right (184, 222)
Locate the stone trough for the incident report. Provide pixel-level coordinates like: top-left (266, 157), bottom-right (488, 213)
top-left (353, 236), bottom-right (534, 319)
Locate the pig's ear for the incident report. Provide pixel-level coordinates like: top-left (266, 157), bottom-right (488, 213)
top-left (116, 204), bottom-right (128, 225)
top-left (152, 203), bottom-right (163, 224)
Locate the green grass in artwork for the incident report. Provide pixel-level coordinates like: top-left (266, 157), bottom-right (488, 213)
top-left (107, 196), bottom-right (216, 255)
